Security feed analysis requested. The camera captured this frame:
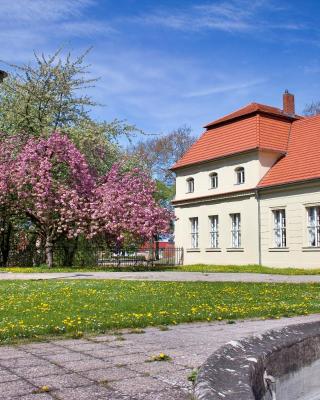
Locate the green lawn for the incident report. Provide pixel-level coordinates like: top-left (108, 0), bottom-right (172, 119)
top-left (0, 279), bottom-right (319, 344)
top-left (1, 264), bottom-right (320, 274)
top-left (180, 264), bottom-right (320, 275)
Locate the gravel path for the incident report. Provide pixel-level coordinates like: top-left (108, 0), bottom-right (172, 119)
top-left (1, 271), bottom-right (320, 283)
top-left (1, 314), bottom-right (320, 399)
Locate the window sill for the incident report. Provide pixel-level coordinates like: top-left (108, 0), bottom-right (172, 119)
top-left (302, 247), bottom-right (320, 252)
top-left (186, 248), bottom-right (201, 252)
top-left (205, 248), bottom-right (221, 252)
top-left (268, 247), bottom-right (290, 252)
top-left (226, 248), bottom-right (244, 252)
top-left (208, 187), bottom-right (218, 190)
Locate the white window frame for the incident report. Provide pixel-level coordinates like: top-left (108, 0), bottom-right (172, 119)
top-left (273, 209), bottom-right (286, 248)
top-left (209, 215), bottom-right (219, 248)
top-left (235, 167), bottom-right (245, 185)
top-left (190, 217), bottom-right (199, 248)
top-left (210, 172), bottom-right (218, 189)
top-left (186, 177), bottom-right (194, 193)
top-left (231, 213), bottom-right (241, 248)
top-left (307, 206), bottom-right (320, 247)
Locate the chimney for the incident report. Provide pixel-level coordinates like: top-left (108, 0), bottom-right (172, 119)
top-left (283, 90), bottom-right (295, 115)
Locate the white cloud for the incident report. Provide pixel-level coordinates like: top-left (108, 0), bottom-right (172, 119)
top-left (0, 0), bottom-right (292, 135)
top-left (0, 0), bottom-right (113, 64)
top-left (0, 0), bottom-right (94, 22)
top-left (184, 79), bottom-right (266, 98)
top-left (59, 20), bottom-right (115, 37)
top-left (86, 46), bottom-right (266, 135)
top-left (136, 0), bottom-right (305, 33)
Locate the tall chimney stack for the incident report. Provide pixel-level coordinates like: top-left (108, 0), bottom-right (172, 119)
top-left (283, 90), bottom-right (295, 115)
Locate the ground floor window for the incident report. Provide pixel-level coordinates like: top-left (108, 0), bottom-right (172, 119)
top-left (307, 206), bottom-right (320, 247)
top-left (273, 209), bottom-right (286, 247)
top-left (209, 215), bottom-right (219, 248)
top-left (190, 217), bottom-right (199, 248)
top-left (230, 213), bottom-right (241, 248)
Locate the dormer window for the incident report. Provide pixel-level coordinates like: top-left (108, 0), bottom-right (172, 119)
top-left (235, 167), bottom-right (245, 185)
top-left (186, 177), bottom-right (194, 193)
top-left (210, 172), bottom-right (218, 189)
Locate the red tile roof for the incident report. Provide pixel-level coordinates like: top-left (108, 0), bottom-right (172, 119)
top-left (259, 115), bottom-right (320, 187)
top-left (172, 100), bottom-right (320, 189)
top-left (203, 102), bottom-right (300, 129)
top-left (172, 105), bottom-right (295, 170)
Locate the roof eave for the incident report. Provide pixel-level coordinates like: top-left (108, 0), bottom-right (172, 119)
top-left (171, 146), bottom-right (285, 172)
top-left (258, 176), bottom-right (320, 190)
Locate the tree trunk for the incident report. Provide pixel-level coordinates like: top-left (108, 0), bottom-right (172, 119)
top-left (0, 219), bottom-right (12, 267)
top-left (62, 238), bottom-right (78, 267)
top-left (155, 235), bottom-right (160, 261)
top-left (45, 237), bottom-right (53, 268)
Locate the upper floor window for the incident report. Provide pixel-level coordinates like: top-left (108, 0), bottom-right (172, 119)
top-left (231, 213), bottom-right (241, 248)
top-left (210, 172), bottom-right (218, 189)
top-left (235, 167), bottom-right (245, 185)
top-left (273, 209), bottom-right (286, 248)
top-left (186, 177), bottom-right (194, 193)
top-left (209, 215), bottom-right (219, 248)
top-left (307, 206), bottom-right (320, 247)
top-left (190, 217), bottom-right (199, 248)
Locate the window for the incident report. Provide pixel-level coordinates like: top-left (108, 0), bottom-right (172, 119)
top-left (209, 216), bottom-right (219, 248)
top-left (235, 167), bottom-right (245, 184)
top-left (307, 206), bottom-right (320, 247)
top-left (190, 217), bottom-right (199, 248)
top-left (210, 172), bottom-right (218, 189)
top-left (273, 209), bottom-right (286, 247)
top-left (186, 178), bottom-right (194, 193)
top-left (231, 213), bottom-right (241, 248)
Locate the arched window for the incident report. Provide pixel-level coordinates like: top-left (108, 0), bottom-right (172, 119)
top-left (235, 167), bottom-right (245, 184)
top-left (210, 172), bottom-right (218, 189)
top-left (186, 177), bottom-right (194, 193)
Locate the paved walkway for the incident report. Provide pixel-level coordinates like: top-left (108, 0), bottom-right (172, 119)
top-left (1, 314), bottom-right (320, 399)
top-left (1, 271), bottom-right (320, 283)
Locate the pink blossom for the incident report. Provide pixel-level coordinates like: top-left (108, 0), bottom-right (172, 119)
top-left (0, 132), bottom-right (172, 259)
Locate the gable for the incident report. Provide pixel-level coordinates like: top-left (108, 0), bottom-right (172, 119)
top-left (259, 115), bottom-right (320, 187)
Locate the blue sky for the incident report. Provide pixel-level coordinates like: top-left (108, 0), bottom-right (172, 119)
top-left (1, 0), bottom-right (320, 140)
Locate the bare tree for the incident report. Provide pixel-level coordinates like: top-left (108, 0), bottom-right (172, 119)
top-left (130, 125), bottom-right (196, 186)
top-left (303, 101), bottom-right (320, 116)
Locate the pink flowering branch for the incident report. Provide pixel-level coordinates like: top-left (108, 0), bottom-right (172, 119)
top-left (1, 132), bottom-right (172, 267)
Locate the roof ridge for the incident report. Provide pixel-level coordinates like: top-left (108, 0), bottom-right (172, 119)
top-left (204, 102), bottom-right (300, 129)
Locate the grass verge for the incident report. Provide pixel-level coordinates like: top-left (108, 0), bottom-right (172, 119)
top-left (180, 264), bottom-right (320, 275)
top-left (0, 279), bottom-right (319, 344)
top-left (1, 264), bottom-right (320, 275)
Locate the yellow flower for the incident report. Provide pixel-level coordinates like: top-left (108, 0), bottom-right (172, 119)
top-left (39, 386), bottom-right (50, 393)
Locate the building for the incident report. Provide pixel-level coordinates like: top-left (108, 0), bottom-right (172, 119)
top-left (172, 92), bottom-right (320, 268)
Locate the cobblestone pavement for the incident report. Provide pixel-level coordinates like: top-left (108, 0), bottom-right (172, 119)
top-left (1, 271), bottom-right (320, 283)
top-left (1, 314), bottom-right (320, 399)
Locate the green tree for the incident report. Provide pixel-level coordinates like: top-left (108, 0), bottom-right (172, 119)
top-left (0, 48), bottom-right (141, 265)
top-left (0, 48), bottom-right (139, 176)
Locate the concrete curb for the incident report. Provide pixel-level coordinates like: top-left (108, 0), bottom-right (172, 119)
top-left (194, 320), bottom-right (320, 400)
